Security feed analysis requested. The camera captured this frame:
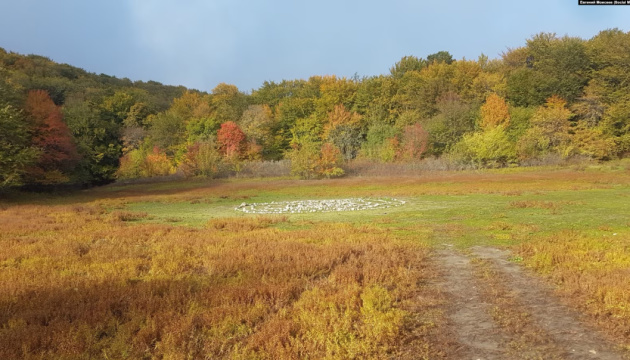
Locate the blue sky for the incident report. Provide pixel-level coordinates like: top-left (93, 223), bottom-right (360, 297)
top-left (0, 0), bottom-right (627, 93)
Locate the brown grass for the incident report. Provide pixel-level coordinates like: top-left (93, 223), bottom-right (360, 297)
top-left (509, 200), bottom-right (559, 210)
top-left (471, 257), bottom-right (566, 358)
top-left (108, 210), bottom-right (150, 222)
top-left (207, 215), bottom-right (288, 231)
top-left (76, 168), bottom-right (630, 205)
top-left (516, 231), bottom-right (630, 350)
top-left (0, 203), bottom-right (442, 359)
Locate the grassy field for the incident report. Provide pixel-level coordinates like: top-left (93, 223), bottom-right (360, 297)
top-left (1, 164), bottom-right (629, 358)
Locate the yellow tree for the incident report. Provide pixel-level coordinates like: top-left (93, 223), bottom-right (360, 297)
top-left (479, 93), bottom-right (510, 130)
top-left (517, 95), bottom-right (573, 159)
top-left (323, 104), bottom-right (361, 140)
top-left (531, 95), bottom-right (572, 146)
top-left (170, 91), bottom-right (212, 121)
top-left (314, 76), bottom-right (358, 119)
top-left (450, 59), bottom-right (482, 102)
top-left (323, 104), bottom-right (364, 160)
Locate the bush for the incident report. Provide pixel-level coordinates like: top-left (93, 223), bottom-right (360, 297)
top-left (178, 141), bottom-right (221, 178)
top-left (317, 143), bottom-right (345, 178)
top-left (360, 123), bottom-right (399, 162)
top-left (287, 141), bottom-right (345, 179)
top-left (571, 123), bottom-right (617, 160)
top-left (453, 127), bottom-right (517, 168)
top-left (116, 146), bottom-right (174, 179)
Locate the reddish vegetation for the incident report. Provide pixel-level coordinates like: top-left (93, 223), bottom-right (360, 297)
top-left (217, 121), bottom-right (246, 158)
top-left (2, 169), bottom-right (630, 358)
top-left (24, 90), bottom-right (79, 183)
top-left (0, 203), bottom-right (439, 358)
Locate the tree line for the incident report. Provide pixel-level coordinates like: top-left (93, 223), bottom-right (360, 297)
top-left (1, 29), bottom-right (629, 188)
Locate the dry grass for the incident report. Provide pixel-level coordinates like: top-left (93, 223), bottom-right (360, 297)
top-left (85, 167), bottom-right (629, 205)
top-left (109, 210), bottom-right (150, 222)
top-left (2, 167), bottom-right (630, 358)
top-left (471, 257), bottom-right (565, 359)
top-left (509, 200), bottom-right (560, 210)
top-left (0, 204), bottom-right (442, 359)
top-left (207, 215), bottom-right (288, 231)
top-left (517, 231), bottom-right (630, 351)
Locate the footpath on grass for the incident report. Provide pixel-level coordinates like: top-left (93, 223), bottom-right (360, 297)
top-left (435, 246), bottom-right (627, 360)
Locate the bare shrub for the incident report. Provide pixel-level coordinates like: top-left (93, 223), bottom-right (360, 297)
top-left (509, 200), bottom-right (558, 210)
top-left (109, 210), bottom-right (149, 222)
top-left (207, 215), bottom-right (288, 231)
top-left (233, 160), bottom-right (291, 178)
top-left (345, 157), bottom-right (468, 177)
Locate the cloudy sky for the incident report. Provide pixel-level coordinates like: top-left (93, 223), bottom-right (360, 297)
top-left (0, 0), bottom-right (627, 92)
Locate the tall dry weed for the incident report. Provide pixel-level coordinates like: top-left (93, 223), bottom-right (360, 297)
top-left (0, 204), bottom-right (437, 358)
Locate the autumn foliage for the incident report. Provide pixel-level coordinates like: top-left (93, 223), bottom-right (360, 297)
top-left (4, 29), bottom-right (630, 188)
top-left (217, 121), bottom-right (246, 158)
top-left (323, 104), bottom-right (361, 140)
top-left (116, 146), bottom-right (173, 179)
top-left (479, 93), bottom-right (510, 129)
top-left (398, 123), bottom-right (429, 160)
top-left (317, 142), bottom-right (345, 178)
top-left (24, 90), bottom-right (79, 184)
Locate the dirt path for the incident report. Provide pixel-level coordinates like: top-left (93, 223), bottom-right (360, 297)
top-left (436, 246), bottom-right (626, 360)
top-left (437, 249), bottom-right (509, 359)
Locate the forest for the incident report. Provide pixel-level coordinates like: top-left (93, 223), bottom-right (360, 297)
top-left (1, 29), bottom-right (629, 189)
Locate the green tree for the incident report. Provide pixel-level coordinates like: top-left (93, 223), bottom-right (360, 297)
top-left (506, 34), bottom-right (590, 106)
top-left (0, 104), bottom-right (39, 188)
top-left (424, 93), bottom-right (476, 155)
top-left (525, 33), bottom-right (590, 103)
top-left (147, 111), bottom-right (186, 156)
top-left (64, 100), bottom-right (122, 184)
top-left (587, 29), bottom-right (630, 103)
top-left (505, 106), bottom-right (535, 142)
top-left (186, 117), bottom-right (220, 144)
top-left (389, 56), bottom-right (427, 78)
top-left (506, 67), bottom-right (550, 107)
top-left (328, 124), bottom-right (363, 161)
top-left (427, 51), bottom-right (454, 65)
top-left (210, 83), bottom-right (249, 123)
top-left (100, 88), bottom-right (152, 126)
top-left (600, 97), bottom-right (630, 155)
top-left (360, 123), bottom-right (399, 162)
top-left (353, 75), bottom-right (398, 125)
top-left (393, 62), bottom-right (455, 119)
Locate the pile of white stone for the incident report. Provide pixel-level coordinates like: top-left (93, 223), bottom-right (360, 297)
top-left (235, 198), bottom-right (405, 214)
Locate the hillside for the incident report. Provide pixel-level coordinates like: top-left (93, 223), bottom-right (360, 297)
top-left (1, 29), bottom-right (630, 189)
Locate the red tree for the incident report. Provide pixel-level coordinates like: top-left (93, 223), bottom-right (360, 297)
top-left (24, 90), bottom-right (79, 183)
top-left (216, 121), bottom-right (246, 158)
top-left (398, 123), bottom-right (428, 161)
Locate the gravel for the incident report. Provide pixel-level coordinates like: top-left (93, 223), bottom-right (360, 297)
top-left (234, 198), bottom-right (406, 214)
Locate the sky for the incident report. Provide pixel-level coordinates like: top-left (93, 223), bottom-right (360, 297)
top-left (0, 0), bottom-right (627, 93)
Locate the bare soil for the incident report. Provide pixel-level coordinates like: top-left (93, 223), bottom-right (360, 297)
top-left (436, 246), bottom-right (627, 360)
